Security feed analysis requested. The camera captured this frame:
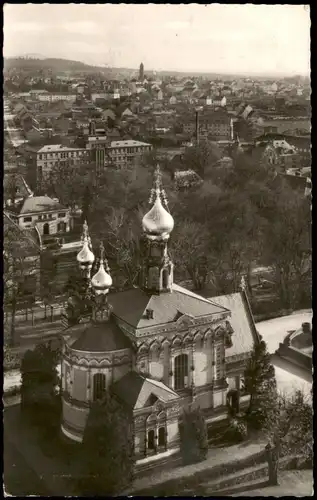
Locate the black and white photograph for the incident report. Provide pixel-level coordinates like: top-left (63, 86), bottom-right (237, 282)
top-left (3, 3), bottom-right (312, 497)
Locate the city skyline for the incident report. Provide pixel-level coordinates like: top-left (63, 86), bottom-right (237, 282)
top-left (4, 4), bottom-right (310, 76)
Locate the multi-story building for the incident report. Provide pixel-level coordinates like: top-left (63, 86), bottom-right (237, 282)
top-left (183, 111), bottom-right (231, 140)
top-left (36, 144), bottom-right (89, 187)
top-left (38, 93), bottom-right (77, 103)
top-left (106, 140), bottom-right (153, 168)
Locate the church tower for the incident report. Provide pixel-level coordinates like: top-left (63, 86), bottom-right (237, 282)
top-left (140, 165), bottom-right (174, 294)
top-left (90, 241), bottom-right (113, 323)
top-left (139, 62), bottom-right (144, 82)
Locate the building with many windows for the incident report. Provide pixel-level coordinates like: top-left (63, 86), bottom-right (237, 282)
top-left (60, 167), bottom-right (259, 462)
top-left (106, 140), bottom-right (153, 168)
top-left (36, 144), bottom-right (89, 187)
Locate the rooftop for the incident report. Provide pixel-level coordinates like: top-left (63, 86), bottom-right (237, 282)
top-left (10, 195), bottom-right (66, 215)
top-left (109, 140), bottom-right (152, 148)
top-left (210, 291), bottom-right (259, 360)
top-left (69, 318), bottom-right (132, 353)
top-left (109, 283), bottom-right (229, 330)
top-left (111, 371), bottom-right (179, 409)
top-left (37, 144), bottom-right (86, 153)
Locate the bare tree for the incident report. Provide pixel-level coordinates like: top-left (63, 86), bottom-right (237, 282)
top-left (4, 217), bottom-right (40, 346)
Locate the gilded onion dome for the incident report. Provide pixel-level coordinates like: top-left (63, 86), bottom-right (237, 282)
top-left (77, 221), bottom-right (95, 267)
top-left (142, 165), bottom-right (174, 237)
top-left (91, 242), bottom-right (112, 294)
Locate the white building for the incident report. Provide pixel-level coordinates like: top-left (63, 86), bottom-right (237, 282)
top-left (106, 140), bottom-right (152, 168)
top-left (36, 144), bottom-right (88, 186)
top-left (38, 93), bottom-right (77, 103)
top-left (5, 195), bottom-right (71, 238)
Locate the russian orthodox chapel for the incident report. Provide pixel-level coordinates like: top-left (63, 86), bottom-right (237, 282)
top-left (60, 166), bottom-right (259, 459)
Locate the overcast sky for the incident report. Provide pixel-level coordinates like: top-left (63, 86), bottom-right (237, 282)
top-left (4, 4), bottom-right (310, 75)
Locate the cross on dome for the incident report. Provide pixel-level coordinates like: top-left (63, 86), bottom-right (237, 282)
top-left (77, 221), bottom-right (95, 268)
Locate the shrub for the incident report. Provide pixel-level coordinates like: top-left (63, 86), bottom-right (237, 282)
top-left (179, 406), bottom-right (208, 465)
top-left (225, 418), bottom-right (247, 444)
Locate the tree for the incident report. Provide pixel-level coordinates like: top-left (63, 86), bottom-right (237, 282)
top-left (181, 140), bottom-right (222, 178)
top-left (20, 343), bottom-right (60, 429)
top-left (179, 406), bottom-right (208, 465)
top-left (42, 160), bottom-right (92, 209)
top-left (78, 393), bottom-right (134, 496)
top-left (261, 187), bottom-right (311, 309)
top-left (171, 220), bottom-right (210, 290)
top-left (243, 340), bottom-right (277, 430)
top-left (4, 216), bottom-right (40, 346)
top-left (265, 389), bottom-right (312, 466)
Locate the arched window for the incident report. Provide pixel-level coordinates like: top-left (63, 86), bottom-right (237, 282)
top-left (158, 427), bottom-right (166, 447)
top-left (147, 429), bottom-right (155, 450)
top-left (93, 373), bottom-right (106, 401)
top-left (162, 269), bottom-right (169, 288)
top-left (174, 354), bottom-right (189, 391)
top-left (43, 222), bottom-right (50, 235)
top-left (148, 266), bottom-right (159, 289)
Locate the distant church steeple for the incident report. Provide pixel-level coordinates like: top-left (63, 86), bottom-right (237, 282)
top-left (140, 165), bottom-right (174, 294)
top-left (139, 62), bottom-right (144, 82)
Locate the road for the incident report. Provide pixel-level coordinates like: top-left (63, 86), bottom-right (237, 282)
top-left (255, 310), bottom-right (312, 397)
top-left (5, 301), bottom-right (64, 325)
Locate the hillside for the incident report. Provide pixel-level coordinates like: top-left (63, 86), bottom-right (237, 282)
top-left (4, 57), bottom-right (109, 74)
top-left (4, 56), bottom-right (307, 81)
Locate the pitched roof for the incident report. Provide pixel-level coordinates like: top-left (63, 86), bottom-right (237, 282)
top-left (4, 212), bottom-right (41, 252)
top-left (111, 371), bottom-right (179, 409)
top-left (209, 291), bottom-right (259, 359)
top-left (109, 283), bottom-right (229, 330)
top-left (18, 196), bottom-right (66, 214)
top-left (69, 318), bottom-right (132, 352)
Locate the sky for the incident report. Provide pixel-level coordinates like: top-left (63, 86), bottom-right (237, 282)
top-left (3, 4), bottom-right (311, 76)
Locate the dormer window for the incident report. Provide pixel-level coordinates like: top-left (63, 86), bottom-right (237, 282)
top-left (145, 308), bottom-right (154, 320)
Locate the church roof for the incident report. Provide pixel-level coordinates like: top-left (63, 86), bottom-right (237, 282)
top-left (109, 283), bottom-right (229, 330)
top-left (68, 318), bottom-right (132, 353)
top-left (111, 371), bottom-right (179, 409)
top-left (210, 291), bottom-right (260, 359)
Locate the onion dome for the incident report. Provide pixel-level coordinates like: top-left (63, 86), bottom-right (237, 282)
top-left (142, 165), bottom-right (174, 238)
top-left (77, 221), bottom-right (95, 268)
top-left (91, 242), bottom-right (112, 294)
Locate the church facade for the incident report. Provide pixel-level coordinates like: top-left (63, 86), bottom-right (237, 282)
top-left (60, 167), bottom-right (259, 460)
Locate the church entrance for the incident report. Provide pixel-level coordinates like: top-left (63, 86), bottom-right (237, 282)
top-left (227, 389), bottom-right (240, 416)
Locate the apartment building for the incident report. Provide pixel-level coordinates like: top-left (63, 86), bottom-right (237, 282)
top-left (183, 112), bottom-right (231, 139)
top-left (106, 140), bottom-right (152, 168)
top-left (38, 93), bottom-right (77, 103)
top-left (36, 144), bottom-right (88, 187)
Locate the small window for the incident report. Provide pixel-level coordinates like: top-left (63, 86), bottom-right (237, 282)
top-left (93, 373), bottom-right (106, 401)
top-left (58, 212), bottom-right (65, 218)
top-left (147, 429), bottom-right (155, 450)
top-left (158, 427), bottom-right (166, 447)
top-left (23, 216), bottom-right (32, 222)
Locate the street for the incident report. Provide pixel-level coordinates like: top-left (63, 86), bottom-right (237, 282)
top-left (255, 310), bottom-right (312, 397)
top-left (255, 310), bottom-right (312, 354)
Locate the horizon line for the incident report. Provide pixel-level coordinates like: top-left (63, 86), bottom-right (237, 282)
top-left (4, 54), bottom-right (310, 79)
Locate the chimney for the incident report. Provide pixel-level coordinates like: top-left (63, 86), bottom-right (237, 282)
top-left (302, 322), bottom-right (311, 334)
top-left (145, 308), bottom-right (154, 320)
